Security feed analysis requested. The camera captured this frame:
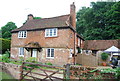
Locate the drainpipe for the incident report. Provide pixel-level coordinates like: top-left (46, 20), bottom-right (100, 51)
top-left (73, 32), bottom-right (76, 65)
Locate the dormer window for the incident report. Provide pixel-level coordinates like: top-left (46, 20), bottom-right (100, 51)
top-left (18, 31), bottom-right (27, 38)
top-left (45, 28), bottom-right (57, 37)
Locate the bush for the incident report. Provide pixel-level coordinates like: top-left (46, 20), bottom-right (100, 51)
top-left (101, 53), bottom-right (108, 61)
top-left (2, 54), bottom-right (10, 63)
top-left (45, 62), bottom-right (52, 66)
top-left (0, 38), bottom-right (11, 54)
top-left (26, 57), bottom-right (37, 63)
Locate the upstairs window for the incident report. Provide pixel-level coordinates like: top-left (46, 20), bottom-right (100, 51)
top-left (45, 28), bottom-right (57, 37)
top-left (18, 31), bottom-right (27, 38)
top-left (46, 48), bottom-right (54, 58)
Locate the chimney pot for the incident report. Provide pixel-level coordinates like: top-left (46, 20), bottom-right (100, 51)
top-left (28, 14), bottom-right (34, 20)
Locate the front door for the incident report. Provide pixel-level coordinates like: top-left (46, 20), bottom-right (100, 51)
top-left (32, 49), bottom-right (37, 57)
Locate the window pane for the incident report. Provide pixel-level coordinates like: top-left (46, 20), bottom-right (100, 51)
top-left (20, 48), bottom-right (24, 55)
top-left (24, 31), bottom-right (26, 37)
top-left (45, 29), bottom-right (49, 36)
top-left (47, 49), bottom-right (50, 57)
top-left (21, 32), bottom-right (23, 37)
top-left (51, 49), bottom-right (54, 57)
top-left (53, 29), bottom-right (56, 36)
top-left (50, 29), bottom-right (52, 36)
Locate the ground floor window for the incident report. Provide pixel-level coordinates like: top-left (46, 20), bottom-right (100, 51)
top-left (70, 49), bottom-right (73, 58)
top-left (19, 47), bottom-right (24, 56)
top-left (46, 48), bottom-right (54, 58)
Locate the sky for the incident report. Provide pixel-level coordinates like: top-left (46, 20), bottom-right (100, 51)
top-left (0, 0), bottom-right (98, 28)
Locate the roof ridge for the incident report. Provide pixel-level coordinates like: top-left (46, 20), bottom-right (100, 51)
top-left (33, 14), bottom-right (70, 21)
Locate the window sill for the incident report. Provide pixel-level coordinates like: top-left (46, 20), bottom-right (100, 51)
top-left (46, 57), bottom-right (54, 59)
top-left (18, 37), bottom-right (27, 38)
top-left (19, 55), bottom-right (24, 57)
top-left (45, 36), bottom-right (58, 38)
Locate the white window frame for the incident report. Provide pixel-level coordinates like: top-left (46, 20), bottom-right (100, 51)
top-left (45, 28), bottom-right (58, 37)
top-left (46, 48), bottom-right (54, 59)
top-left (69, 49), bottom-right (73, 58)
top-left (18, 31), bottom-right (27, 38)
top-left (78, 38), bottom-right (80, 46)
top-left (19, 48), bottom-right (24, 56)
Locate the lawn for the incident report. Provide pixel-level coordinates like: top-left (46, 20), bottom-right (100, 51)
top-left (0, 71), bottom-right (18, 81)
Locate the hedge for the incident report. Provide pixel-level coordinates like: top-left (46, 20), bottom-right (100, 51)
top-left (0, 38), bottom-right (11, 54)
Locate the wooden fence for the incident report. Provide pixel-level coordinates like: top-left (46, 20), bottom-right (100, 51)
top-left (20, 62), bottom-right (65, 81)
top-left (76, 53), bottom-right (98, 67)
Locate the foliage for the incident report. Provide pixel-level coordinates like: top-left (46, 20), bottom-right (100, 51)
top-left (100, 67), bottom-right (120, 79)
top-left (76, 2), bottom-right (120, 40)
top-left (0, 38), bottom-right (11, 54)
top-left (100, 68), bottom-right (116, 73)
top-left (25, 57), bottom-right (37, 63)
top-left (45, 62), bottom-right (52, 66)
top-left (1, 22), bottom-right (17, 39)
top-left (33, 17), bottom-right (42, 19)
top-left (101, 52), bottom-right (108, 61)
top-left (2, 54), bottom-right (10, 63)
top-left (115, 67), bottom-right (120, 79)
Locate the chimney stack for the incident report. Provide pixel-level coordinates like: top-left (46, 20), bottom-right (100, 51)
top-left (70, 2), bottom-right (76, 29)
top-left (27, 14), bottom-right (34, 21)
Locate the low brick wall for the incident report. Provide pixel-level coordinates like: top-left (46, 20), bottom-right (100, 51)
top-left (0, 62), bottom-right (22, 79)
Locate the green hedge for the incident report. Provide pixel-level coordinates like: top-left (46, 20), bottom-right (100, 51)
top-left (0, 38), bottom-right (11, 54)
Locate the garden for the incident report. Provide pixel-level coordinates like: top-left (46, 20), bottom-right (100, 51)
top-left (0, 51), bottom-right (120, 80)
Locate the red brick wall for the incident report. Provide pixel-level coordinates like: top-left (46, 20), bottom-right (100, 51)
top-left (11, 28), bottom-right (75, 66)
top-left (11, 28), bottom-right (74, 48)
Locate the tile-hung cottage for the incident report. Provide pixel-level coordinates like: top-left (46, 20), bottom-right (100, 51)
top-left (11, 2), bottom-right (84, 66)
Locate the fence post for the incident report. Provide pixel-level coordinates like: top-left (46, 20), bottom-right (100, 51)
top-left (65, 64), bottom-right (70, 79)
top-left (19, 62), bottom-right (24, 81)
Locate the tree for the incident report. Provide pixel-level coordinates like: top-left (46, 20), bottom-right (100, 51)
top-left (0, 38), bottom-right (11, 54)
top-left (76, 2), bottom-right (118, 40)
top-left (1, 22), bottom-right (17, 39)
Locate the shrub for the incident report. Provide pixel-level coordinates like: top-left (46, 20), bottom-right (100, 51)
top-left (101, 53), bottom-right (108, 61)
top-left (0, 38), bottom-right (11, 54)
top-left (2, 54), bottom-right (10, 63)
top-left (45, 62), bottom-right (52, 66)
top-left (19, 56), bottom-right (24, 63)
top-left (26, 57), bottom-right (37, 63)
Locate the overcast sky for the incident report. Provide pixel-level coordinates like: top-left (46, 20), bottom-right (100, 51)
top-left (0, 0), bottom-right (98, 28)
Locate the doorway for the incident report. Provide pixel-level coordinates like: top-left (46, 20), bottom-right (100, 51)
top-left (32, 49), bottom-right (37, 57)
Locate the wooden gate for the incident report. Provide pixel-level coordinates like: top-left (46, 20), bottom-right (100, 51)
top-left (20, 62), bottom-right (65, 81)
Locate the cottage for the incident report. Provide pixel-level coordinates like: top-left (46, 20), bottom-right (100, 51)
top-left (83, 39), bottom-right (120, 65)
top-left (83, 39), bottom-right (120, 55)
top-left (10, 3), bottom-right (84, 66)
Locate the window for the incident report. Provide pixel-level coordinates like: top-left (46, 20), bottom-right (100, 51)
top-left (18, 31), bottom-right (27, 38)
top-left (19, 48), bottom-right (24, 56)
top-left (92, 50), bottom-right (97, 54)
top-left (45, 28), bottom-right (57, 37)
top-left (46, 48), bottom-right (54, 58)
top-left (70, 49), bottom-right (73, 58)
top-left (78, 38), bottom-right (80, 46)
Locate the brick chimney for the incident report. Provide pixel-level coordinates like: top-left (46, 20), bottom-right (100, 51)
top-left (27, 14), bottom-right (34, 21)
top-left (70, 2), bottom-right (76, 29)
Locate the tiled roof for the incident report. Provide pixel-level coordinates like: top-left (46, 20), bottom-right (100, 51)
top-left (11, 14), bottom-right (71, 32)
top-left (83, 39), bottom-right (120, 50)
